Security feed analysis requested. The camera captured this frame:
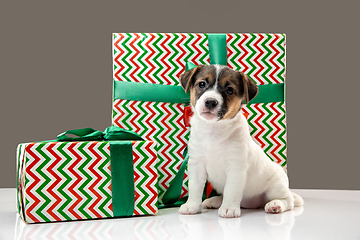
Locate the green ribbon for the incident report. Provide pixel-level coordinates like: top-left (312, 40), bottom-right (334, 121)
top-left (57, 126), bottom-right (143, 217)
top-left (160, 147), bottom-right (219, 208)
top-left (113, 80), bottom-right (190, 104)
top-left (114, 80), bottom-right (284, 105)
top-left (161, 147), bottom-right (189, 205)
top-left (110, 141), bottom-right (135, 217)
top-left (208, 33), bottom-right (228, 65)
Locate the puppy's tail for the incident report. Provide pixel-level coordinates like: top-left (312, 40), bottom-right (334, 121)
top-left (292, 192), bottom-right (304, 207)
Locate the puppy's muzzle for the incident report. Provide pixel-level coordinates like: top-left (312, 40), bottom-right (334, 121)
top-left (205, 98), bottom-right (218, 110)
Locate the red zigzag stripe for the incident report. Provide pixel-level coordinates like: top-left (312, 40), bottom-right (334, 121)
top-left (144, 143), bottom-right (158, 213)
top-left (144, 102), bottom-right (156, 141)
top-left (238, 34), bottom-right (250, 73)
top-left (25, 143), bottom-right (42, 223)
top-left (128, 33), bottom-right (141, 83)
top-left (144, 33), bottom-right (157, 84)
top-left (269, 103), bottom-right (282, 163)
top-left (253, 34), bottom-right (265, 85)
top-left (88, 143), bottom-right (103, 218)
top-left (114, 34), bottom-right (125, 81)
top-left (132, 149), bottom-right (141, 215)
top-left (190, 34), bottom-right (202, 64)
top-left (159, 102), bottom-right (173, 190)
top-left (129, 101), bottom-right (141, 134)
top-left (160, 34), bottom-right (172, 85)
top-left (226, 34), bottom-right (233, 68)
top-left (67, 144), bottom-right (83, 220)
top-left (175, 34), bottom-right (187, 79)
top-left (268, 34), bottom-right (281, 84)
top-left (45, 143), bottom-right (62, 221)
top-left (253, 104), bottom-right (266, 148)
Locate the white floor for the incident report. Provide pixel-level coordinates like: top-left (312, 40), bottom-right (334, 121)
top-left (0, 189), bottom-right (359, 240)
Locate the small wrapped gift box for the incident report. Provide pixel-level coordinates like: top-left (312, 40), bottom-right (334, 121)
top-left (16, 127), bottom-right (158, 223)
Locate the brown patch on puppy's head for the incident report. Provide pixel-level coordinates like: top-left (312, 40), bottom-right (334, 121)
top-left (216, 68), bottom-right (258, 120)
top-left (179, 65), bottom-right (204, 93)
top-left (180, 65), bottom-right (216, 107)
top-left (237, 71), bottom-right (259, 104)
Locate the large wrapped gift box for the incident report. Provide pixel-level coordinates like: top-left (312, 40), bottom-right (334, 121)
top-left (16, 130), bottom-right (158, 223)
top-left (112, 33), bottom-right (287, 201)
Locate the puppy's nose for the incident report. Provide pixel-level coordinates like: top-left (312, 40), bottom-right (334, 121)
top-left (205, 98), bottom-right (218, 110)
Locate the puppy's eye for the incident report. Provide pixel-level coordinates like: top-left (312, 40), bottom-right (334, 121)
top-left (226, 86), bottom-right (234, 95)
top-left (198, 81), bottom-right (206, 89)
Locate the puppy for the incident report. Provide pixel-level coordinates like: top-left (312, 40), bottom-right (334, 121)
top-left (178, 65), bottom-right (303, 218)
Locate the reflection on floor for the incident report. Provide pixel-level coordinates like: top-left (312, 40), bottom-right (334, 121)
top-left (15, 207), bottom-right (304, 240)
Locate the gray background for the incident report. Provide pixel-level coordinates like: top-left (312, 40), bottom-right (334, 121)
top-left (1, 0), bottom-right (359, 190)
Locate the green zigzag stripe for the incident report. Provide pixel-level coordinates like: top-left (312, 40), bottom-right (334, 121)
top-left (152, 33), bottom-right (164, 84)
top-left (245, 34), bottom-right (257, 76)
top-left (134, 142), bottom-right (151, 214)
top-left (97, 142), bottom-right (112, 217)
top-left (113, 34), bottom-right (118, 71)
top-left (27, 142), bottom-right (113, 221)
top-left (121, 100), bottom-right (133, 130)
top-left (25, 155), bottom-right (30, 208)
top-left (152, 102), bottom-right (165, 198)
top-left (199, 35), bottom-right (209, 64)
top-left (245, 103), bottom-right (287, 166)
top-left (57, 143), bottom-right (73, 221)
top-left (262, 104), bottom-right (275, 154)
top-left (121, 33), bottom-right (132, 82)
top-left (229, 34), bottom-right (241, 70)
top-left (34, 143), bottom-right (51, 222)
top-left (137, 101), bottom-right (148, 137)
top-left (277, 102), bottom-right (287, 165)
top-left (183, 33), bottom-right (194, 64)
top-left (77, 142), bottom-right (93, 219)
top-left (168, 104), bottom-right (181, 177)
top-left (260, 34), bottom-right (273, 85)
top-left (137, 33), bottom-right (149, 84)
top-left (168, 33), bottom-right (180, 85)
top-left (276, 35), bottom-right (285, 83)
top-left (247, 105), bottom-right (258, 137)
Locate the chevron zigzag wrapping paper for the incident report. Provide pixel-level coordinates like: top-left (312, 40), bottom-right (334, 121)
top-left (16, 140), bottom-right (158, 223)
top-left (112, 33), bottom-right (287, 202)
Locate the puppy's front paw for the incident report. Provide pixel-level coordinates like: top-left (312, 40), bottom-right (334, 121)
top-left (265, 200), bottom-right (285, 214)
top-left (218, 206), bottom-right (241, 218)
top-left (179, 202), bottom-right (201, 215)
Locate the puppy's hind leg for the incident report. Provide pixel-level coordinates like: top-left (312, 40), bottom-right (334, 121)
top-left (264, 175), bottom-right (294, 214)
top-left (202, 195), bottom-right (223, 209)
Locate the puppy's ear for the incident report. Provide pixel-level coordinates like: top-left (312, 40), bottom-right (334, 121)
top-left (238, 71), bottom-right (259, 104)
top-left (180, 65), bottom-right (203, 93)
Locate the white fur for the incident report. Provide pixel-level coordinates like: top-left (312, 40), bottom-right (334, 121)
top-left (179, 91), bottom-right (304, 218)
top-left (214, 64), bottom-right (225, 82)
top-left (195, 88), bottom-right (222, 121)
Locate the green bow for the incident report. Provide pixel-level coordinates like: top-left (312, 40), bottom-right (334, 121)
top-left (57, 126), bottom-right (143, 141)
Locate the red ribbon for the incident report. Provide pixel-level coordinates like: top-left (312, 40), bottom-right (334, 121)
top-left (183, 106), bottom-right (194, 127)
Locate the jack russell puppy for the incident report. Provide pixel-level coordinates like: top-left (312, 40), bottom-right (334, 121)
top-left (179, 65), bottom-right (303, 218)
